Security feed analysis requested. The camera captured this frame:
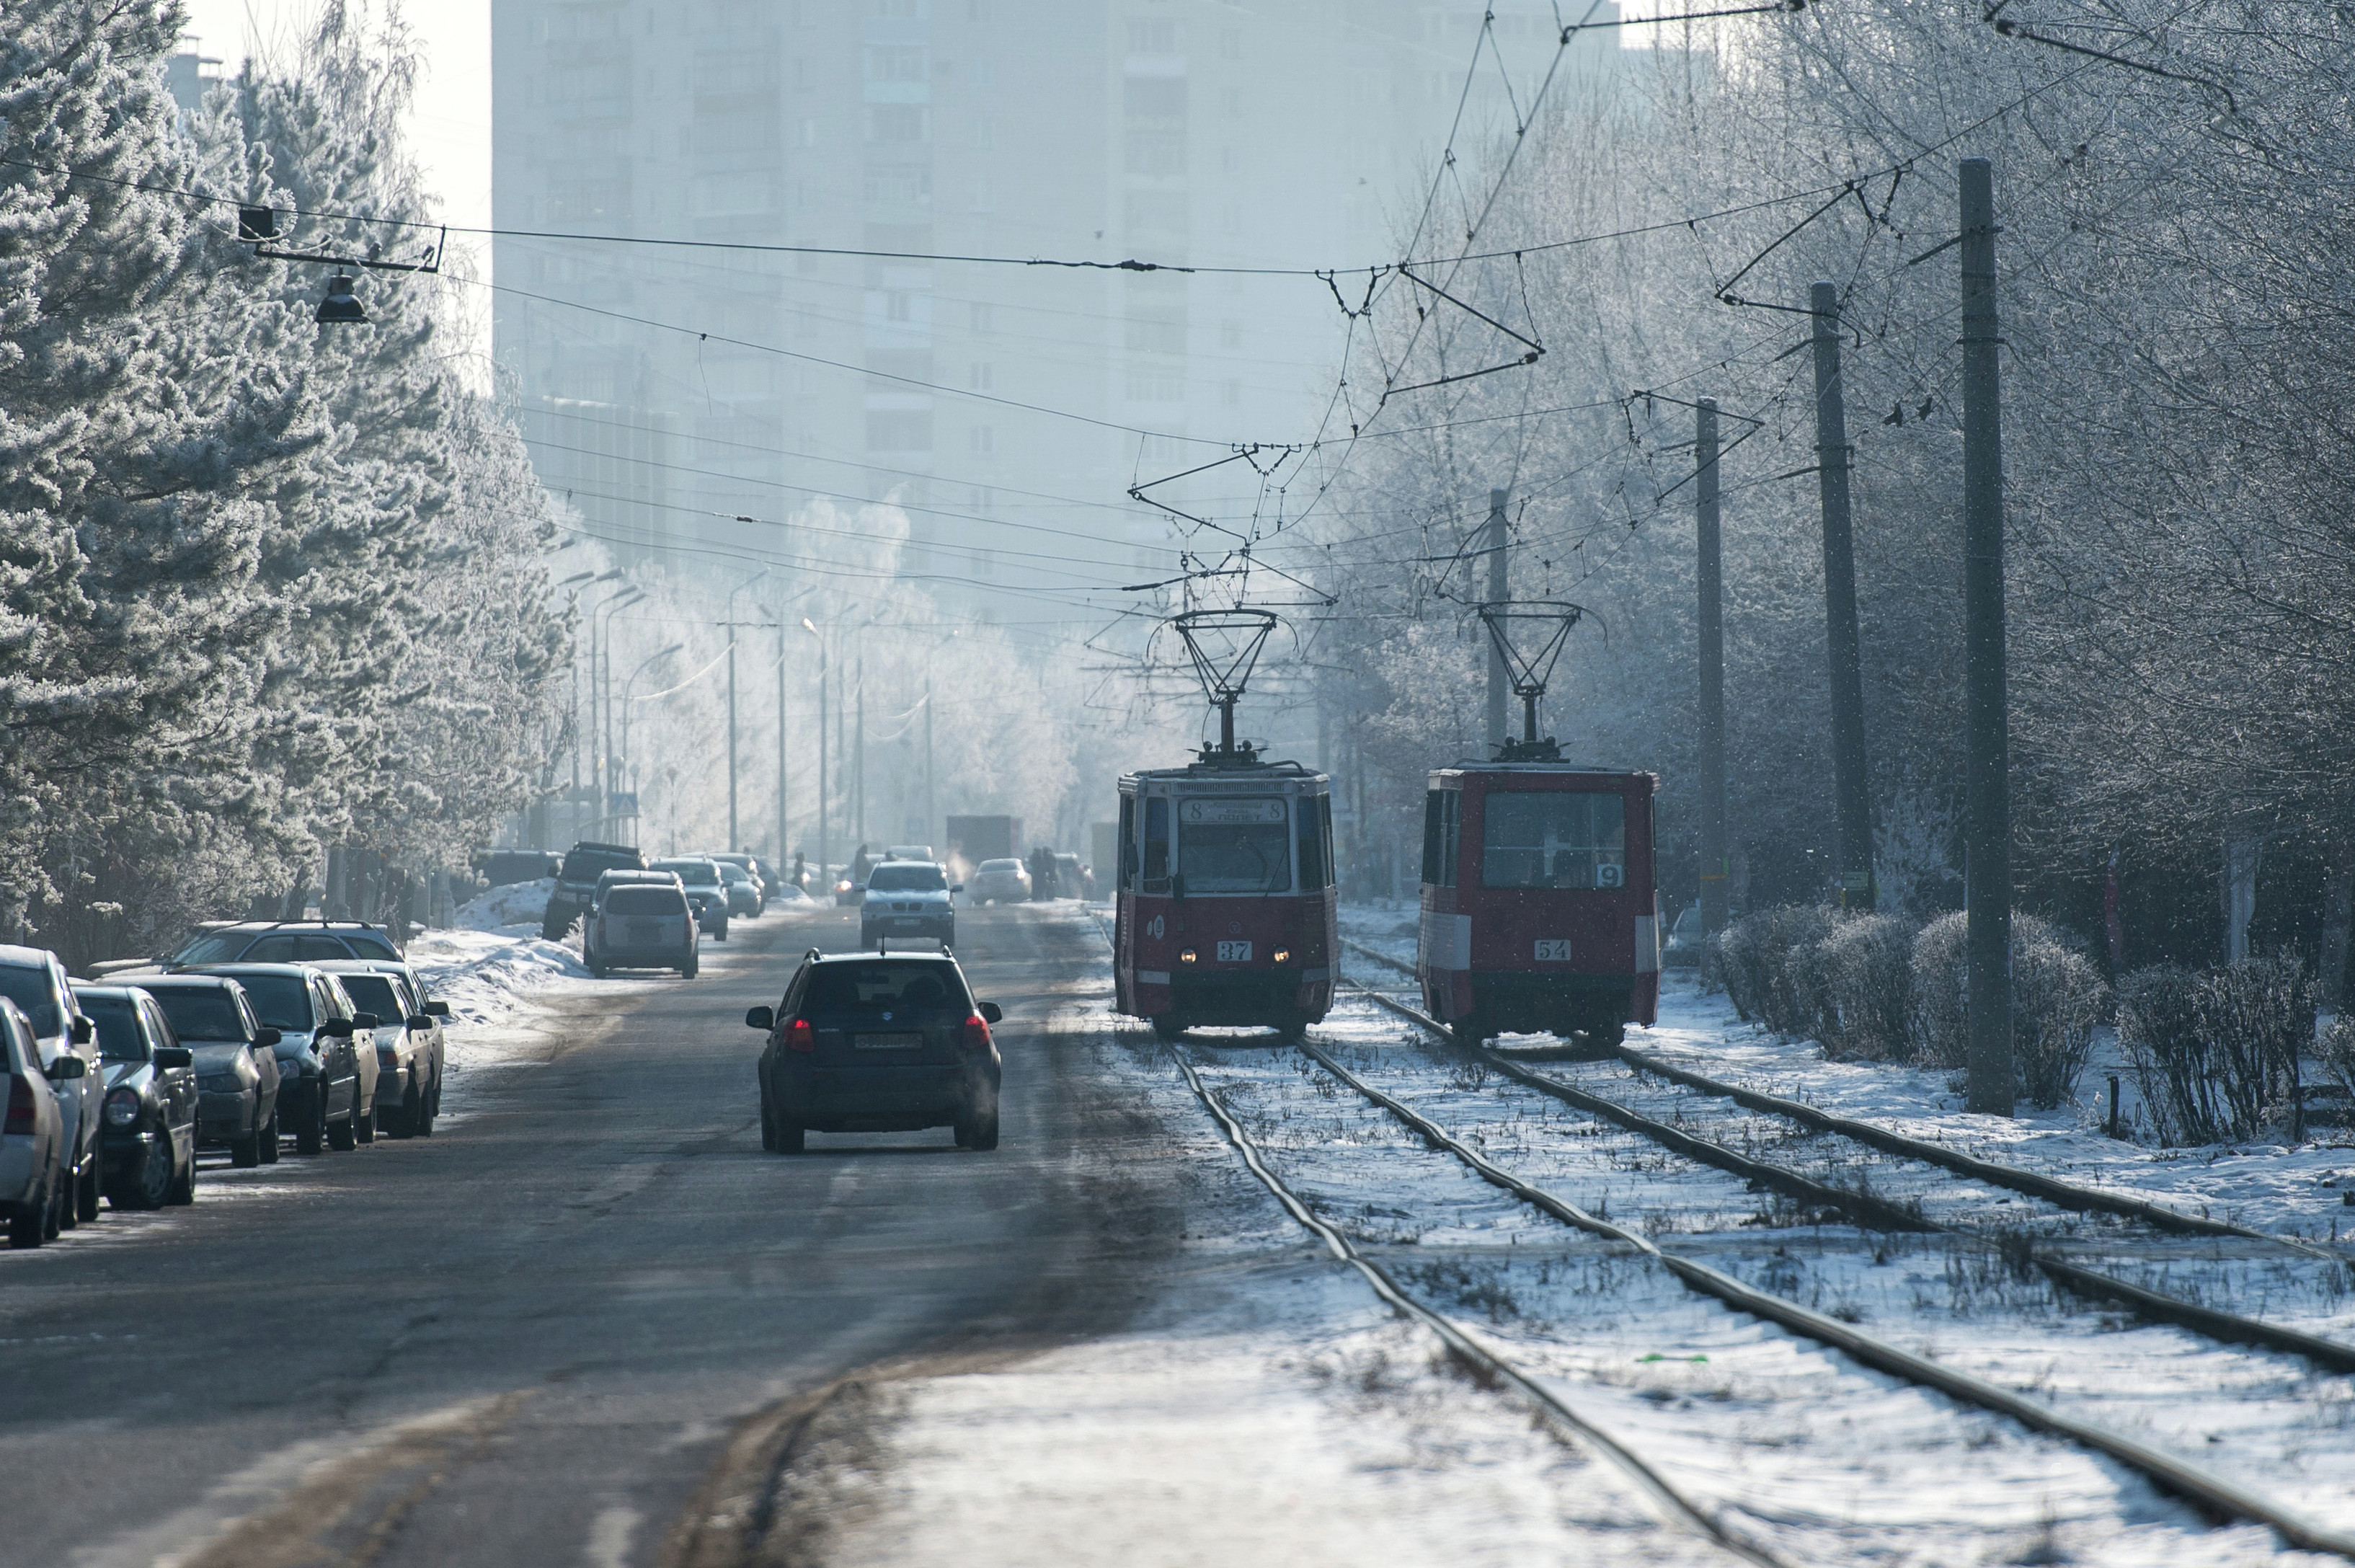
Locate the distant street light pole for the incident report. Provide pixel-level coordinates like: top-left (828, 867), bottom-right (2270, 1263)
top-left (582, 577), bottom-right (637, 841)
top-left (802, 618), bottom-right (828, 886)
top-left (621, 643), bottom-right (686, 802)
top-left (726, 568), bottom-right (769, 851)
top-left (597, 588), bottom-right (646, 836)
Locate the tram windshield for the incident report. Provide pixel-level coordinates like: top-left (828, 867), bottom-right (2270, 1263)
top-left (1481, 792), bottom-right (1626, 890)
top-left (1176, 797), bottom-right (1292, 894)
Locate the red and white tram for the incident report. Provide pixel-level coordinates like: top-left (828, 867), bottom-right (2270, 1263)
top-left (1114, 758), bottom-right (1337, 1038)
top-left (1417, 763), bottom-right (1660, 1047)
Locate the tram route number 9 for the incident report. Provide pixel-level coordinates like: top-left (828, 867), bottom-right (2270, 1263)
top-left (1216, 940), bottom-right (1253, 962)
top-left (1534, 939), bottom-right (1573, 962)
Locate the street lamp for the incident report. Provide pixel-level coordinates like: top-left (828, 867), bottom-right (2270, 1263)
top-left (726, 567), bottom-right (770, 853)
top-left (621, 642), bottom-right (686, 797)
top-left (801, 616), bottom-right (828, 890)
top-left (579, 576), bottom-right (636, 843)
top-left (594, 586), bottom-right (646, 836)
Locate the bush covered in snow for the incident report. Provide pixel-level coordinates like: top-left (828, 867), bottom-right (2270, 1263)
top-left (2121, 954), bottom-right (2312, 1144)
top-left (1809, 913), bottom-right (1920, 1061)
top-left (1907, 913), bottom-right (2106, 1107)
top-left (1713, 905), bottom-right (1835, 1035)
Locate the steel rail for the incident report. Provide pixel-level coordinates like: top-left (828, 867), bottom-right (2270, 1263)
top-left (1169, 1051), bottom-right (1787, 1568)
top-left (1319, 990), bottom-right (2355, 1558)
top-left (1337, 935), bottom-right (2336, 1262)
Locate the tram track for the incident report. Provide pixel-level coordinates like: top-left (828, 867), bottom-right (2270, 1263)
top-left (1287, 973), bottom-right (2355, 1556)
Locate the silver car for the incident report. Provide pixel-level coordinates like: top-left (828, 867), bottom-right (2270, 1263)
top-left (0, 944), bottom-right (102, 1228)
top-left (133, 978), bottom-right (283, 1169)
top-left (316, 962), bottom-right (447, 1137)
top-left (587, 880), bottom-right (698, 978)
top-left (1, 998), bottom-right (76, 1248)
top-left (966, 858), bottom-right (1032, 906)
top-left (192, 965), bottom-right (380, 1154)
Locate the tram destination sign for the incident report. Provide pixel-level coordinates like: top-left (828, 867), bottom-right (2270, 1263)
top-left (1179, 797), bottom-right (1285, 825)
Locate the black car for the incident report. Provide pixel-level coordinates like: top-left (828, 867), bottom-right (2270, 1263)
top-left (543, 841), bottom-right (645, 940)
top-left (193, 965), bottom-right (378, 1154)
top-left (132, 978), bottom-right (283, 1169)
top-left (70, 984), bottom-right (198, 1209)
top-left (748, 949), bottom-right (1003, 1154)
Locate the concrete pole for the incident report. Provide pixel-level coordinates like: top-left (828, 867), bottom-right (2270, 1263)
top-left (1809, 280), bottom-right (1876, 908)
top-left (1697, 399), bottom-right (1730, 936)
top-left (776, 616), bottom-right (788, 868)
top-left (1959, 157), bottom-right (2014, 1116)
top-left (727, 635), bottom-right (739, 852)
top-left (1484, 487), bottom-right (1509, 752)
top-left (815, 642), bottom-right (829, 885)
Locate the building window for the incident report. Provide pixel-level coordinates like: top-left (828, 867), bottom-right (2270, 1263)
top-left (867, 410), bottom-right (933, 450)
top-left (1125, 18), bottom-right (1178, 50)
top-left (1124, 78), bottom-right (1187, 120)
top-left (1222, 87), bottom-right (1243, 118)
top-left (967, 484), bottom-right (995, 511)
top-left (1125, 368), bottom-right (1186, 402)
top-left (866, 105), bottom-right (928, 143)
top-left (1125, 131), bottom-right (1185, 175)
top-left (969, 425), bottom-right (995, 453)
top-left (1219, 27), bottom-right (1241, 59)
top-left (969, 361), bottom-right (994, 390)
top-left (1222, 378), bottom-right (1241, 407)
top-left (970, 302), bottom-right (994, 334)
top-left (864, 45), bottom-right (927, 83)
top-left (1220, 319), bottom-right (1242, 349)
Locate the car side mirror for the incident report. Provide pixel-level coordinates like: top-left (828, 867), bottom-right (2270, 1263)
top-left (425, 1000), bottom-right (450, 1017)
top-left (154, 1045), bottom-right (193, 1068)
top-left (745, 1006), bottom-right (774, 1032)
top-left (254, 1027), bottom-right (283, 1047)
top-left (406, 1014), bottom-right (435, 1032)
top-left (45, 1055), bottom-right (87, 1080)
top-left (978, 1001), bottom-right (1003, 1024)
top-left (952, 884), bottom-right (964, 893)
top-left (350, 1012), bottom-right (381, 1031)
top-left (316, 1019), bottom-right (353, 1039)
top-left (69, 1016), bottom-right (92, 1045)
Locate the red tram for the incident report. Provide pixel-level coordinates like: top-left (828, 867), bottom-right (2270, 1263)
top-left (1416, 602), bottom-right (1659, 1047)
top-left (1112, 609), bottom-right (1339, 1039)
top-left (1417, 763), bottom-right (1659, 1047)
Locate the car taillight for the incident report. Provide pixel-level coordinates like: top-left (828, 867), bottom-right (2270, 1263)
top-left (961, 1013), bottom-right (992, 1051)
top-left (784, 1017), bottom-right (815, 1053)
top-left (4, 1074), bottom-right (33, 1135)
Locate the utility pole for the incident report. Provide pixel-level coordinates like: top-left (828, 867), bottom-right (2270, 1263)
top-left (727, 634), bottom-right (739, 851)
top-left (1809, 280), bottom-right (1876, 908)
top-left (1484, 487), bottom-right (1509, 752)
top-left (776, 616), bottom-right (788, 868)
top-left (1696, 399), bottom-right (1730, 936)
top-left (815, 639), bottom-right (829, 883)
top-left (923, 674), bottom-right (936, 851)
top-left (854, 660), bottom-right (866, 846)
top-left (1959, 159), bottom-right (2013, 1115)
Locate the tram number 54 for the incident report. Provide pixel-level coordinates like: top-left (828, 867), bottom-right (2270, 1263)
top-left (1533, 939), bottom-right (1573, 962)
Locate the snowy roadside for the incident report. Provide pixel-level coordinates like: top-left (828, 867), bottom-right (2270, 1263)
top-left (1338, 900), bottom-right (2355, 1246)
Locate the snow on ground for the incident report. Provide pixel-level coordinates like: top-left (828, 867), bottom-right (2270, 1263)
top-left (456, 875), bottom-right (554, 931)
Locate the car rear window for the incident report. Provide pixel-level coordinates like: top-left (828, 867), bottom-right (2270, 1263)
top-left (337, 975), bottom-right (405, 1020)
top-left (0, 963), bottom-right (63, 1037)
top-left (172, 931), bottom-right (245, 965)
top-left (655, 861), bottom-right (720, 885)
top-left (342, 931), bottom-right (397, 958)
top-left (607, 887), bottom-right (686, 916)
top-left (867, 864), bottom-right (946, 892)
top-left (146, 989), bottom-right (247, 1042)
top-left (801, 962), bottom-right (969, 1014)
top-left (979, 859), bottom-right (1021, 872)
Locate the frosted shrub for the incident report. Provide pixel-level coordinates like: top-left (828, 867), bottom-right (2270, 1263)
top-left (1811, 913), bottom-right (1921, 1060)
top-left (1910, 913), bottom-right (2106, 1104)
top-left (2121, 954), bottom-right (2312, 1144)
top-left (2320, 1016), bottom-right (2355, 1105)
top-left (1713, 905), bottom-right (1835, 1035)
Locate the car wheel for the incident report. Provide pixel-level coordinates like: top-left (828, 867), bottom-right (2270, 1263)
top-left (683, 953), bottom-right (699, 979)
top-left (167, 1140), bottom-right (195, 1205)
top-left (8, 1185), bottom-right (43, 1248)
top-left (417, 1077), bottom-right (437, 1137)
top-left (714, 924), bottom-right (729, 943)
top-left (760, 1099), bottom-right (779, 1153)
top-left (115, 1135), bottom-right (174, 1210)
top-left (327, 1103), bottom-right (356, 1152)
top-left (775, 1120), bottom-right (804, 1154)
top-left (74, 1148), bottom-right (101, 1223)
top-left (1149, 1016), bottom-right (1185, 1042)
top-left (588, 958), bottom-right (606, 979)
top-left (296, 1091), bottom-right (326, 1156)
top-left (966, 1107), bottom-right (1000, 1152)
top-left (231, 1119), bottom-right (263, 1168)
top-left (389, 1079), bottom-right (419, 1139)
top-left (42, 1176), bottom-right (63, 1240)
top-left (259, 1107), bottom-right (280, 1164)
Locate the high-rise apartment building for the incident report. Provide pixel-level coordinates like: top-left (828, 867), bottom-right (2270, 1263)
top-left (490, 1), bottom-right (1619, 612)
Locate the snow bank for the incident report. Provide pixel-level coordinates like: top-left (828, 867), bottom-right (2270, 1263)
top-left (456, 877), bottom-right (552, 931)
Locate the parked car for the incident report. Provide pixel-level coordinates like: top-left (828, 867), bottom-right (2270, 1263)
top-left (475, 848), bottom-right (562, 889)
top-left (1662, 905), bottom-right (1706, 970)
top-left (133, 977), bottom-right (281, 1168)
top-left (651, 858), bottom-right (731, 941)
top-left (585, 878), bottom-right (698, 979)
top-left (193, 965), bottom-right (378, 1153)
top-left (711, 859), bottom-right (761, 919)
top-left (712, 854), bottom-right (772, 908)
top-left (584, 869), bottom-right (683, 975)
top-left (70, 983), bottom-right (197, 1209)
top-left (314, 963), bottom-right (444, 1138)
top-left (1052, 852), bottom-right (1089, 902)
top-left (543, 841), bottom-right (646, 940)
top-left (966, 859), bottom-right (1032, 906)
top-left (0, 944), bottom-right (103, 1227)
top-left (163, 919), bottom-right (403, 967)
top-left (859, 861), bottom-right (958, 950)
top-left (748, 949), bottom-right (1003, 1153)
top-left (1, 998), bottom-right (74, 1247)
top-left (832, 862), bottom-right (864, 908)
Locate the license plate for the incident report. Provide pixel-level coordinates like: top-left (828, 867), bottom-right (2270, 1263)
top-left (1534, 939), bottom-right (1572, 961)
top-left (855, 1033), bottom-right (925, 1051)
top-left (1216, 940), bottom-right (1252, 962)
top-left (629, 921), bottom-right (659, 942)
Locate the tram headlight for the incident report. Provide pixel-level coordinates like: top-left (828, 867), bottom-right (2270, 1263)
top-left (1179, 947), bottom-right (1197, 965)
top-left (1272, 947), bottom-right (1290, 964)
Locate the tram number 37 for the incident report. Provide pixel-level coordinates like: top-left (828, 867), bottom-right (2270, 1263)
top-left (1533, 939), bottom-right (1573, 962)
top-left (1217, 940), bottom-right (1253, 962)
